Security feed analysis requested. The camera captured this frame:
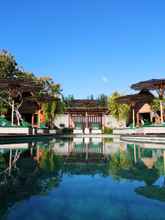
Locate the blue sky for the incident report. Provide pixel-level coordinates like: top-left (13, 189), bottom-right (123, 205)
top-left (0, 0), bottom-right (165, 98)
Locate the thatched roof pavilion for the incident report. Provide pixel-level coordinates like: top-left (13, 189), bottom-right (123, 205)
top-left (116, 90), bottom-right (155, 127)
top-left (116, 90), bottom-right (154, 105)
top-left (0, 78), bottom-right (42, 125)
top-left (65, 99), bottom-right (108, 130)
top-left (131, 79), bottom-right (165, 123)
top-left (131, 79), bottom-right (165, 96)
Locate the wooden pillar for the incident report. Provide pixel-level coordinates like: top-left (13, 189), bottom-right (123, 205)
top-left (157, 88), bottom-right (165, 124)
top-left (136, 112), bottom-right (140, 127)
top-left (9, 149), bottom-right (12, 176)
top-left (134, 144), bottom-right (137, 163)
top-left (160, 100), bottom-right (164, 123)
top-left (31, 114), bottom-right (34, 127)
top-left (11, 100), bottom-right (14, 126)
top-left (85, 112), bottom-right (88, 128)
top-left (138, 146), bottom-right (141, 160)
top-left (132, 108), bottom-right (135, 128)
top-left (38, 110), bottom-right (40, 128)
top-left (150, 112), bottom-right (153, 123)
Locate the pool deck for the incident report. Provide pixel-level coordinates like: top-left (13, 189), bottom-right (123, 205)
top-left (120, 134), bottom-right (165, 144)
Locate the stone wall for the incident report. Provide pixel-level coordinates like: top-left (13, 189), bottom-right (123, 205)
top-left (104, 115), bottom-right (126, 129)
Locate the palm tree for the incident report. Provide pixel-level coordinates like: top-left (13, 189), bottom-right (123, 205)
top-left (108, 92), bottom-right (130, 121)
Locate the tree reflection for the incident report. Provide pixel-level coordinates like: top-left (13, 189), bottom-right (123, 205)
top-left (107, 150), bottom-right (133, 180)
top-left (135, 150), bottom-right (165, 202)
top-left (0, 146), bottom-right (63, 217)
top-left (107, 148), bottom-right (159, 186)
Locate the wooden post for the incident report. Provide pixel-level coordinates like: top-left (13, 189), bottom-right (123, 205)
top-left (9, 149), bottom-right (12, 176)
top-left (134, 144), bottom-right (137, 163)
top-left (38, 110), bottom-right (40, 128)
top-left (136, 112), bottom-right (140, 127)
top-left (132, 108), bottom-right (135, 128)
top-left (11, 100), bottom-right (14, 126)
top-left (31, 114), bottom-right (34, 127)
top-left (85, 112), bottom-right (88, 128)
top-left (158, 88), bottom-right (165, 124)
top-left (160, 100), bottom-right (164, 123)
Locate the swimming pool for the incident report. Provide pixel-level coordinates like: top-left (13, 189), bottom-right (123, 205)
top-left (1, 137), bottom-right (165, 220)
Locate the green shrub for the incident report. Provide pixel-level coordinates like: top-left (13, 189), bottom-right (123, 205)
top-left (62, 128), bottom-right (73, 134)
top-left (103, 127), bottom-right (113, 134)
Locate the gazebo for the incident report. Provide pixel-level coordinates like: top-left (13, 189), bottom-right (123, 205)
top-left (131, 79), bottom-right (165, 123)
top-left (116, 90), bottom-right (154, 127)
top-left (0, 78), bottom-right (42, 126)
top-left (65, 99), bottom-right (108, 131)
top-left (22, 94), bottom-right (59, 127)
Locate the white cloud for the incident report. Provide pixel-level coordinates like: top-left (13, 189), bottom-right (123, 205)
top-left (101, 75), bottom-right (109, 83)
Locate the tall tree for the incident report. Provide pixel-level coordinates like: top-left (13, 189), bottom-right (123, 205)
top-left (98, 94), bottom-right (107, 107)
top-left (64, 95), bottom-right (74, 107)
top-left (108, 92), bottom-right (130, 120)
top-left (0, 50), bottom-right (18, 79)
top-left (40, 77), bottom-right (63, 128)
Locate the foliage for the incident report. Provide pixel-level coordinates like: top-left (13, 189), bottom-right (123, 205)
top-left (108, 151), bottom-right (133, 179)
top-left (0, 50), bottom-right (18, 79)
top-left (108, 92), bottom-right (130, 120)
top-left (151, 98), bottom-right (165, 112)
top-left (135, 186), bottom-right (165, 202)
top-left (89, 94), bottom-right (94, 100)
top-left (16, 71), bottom-right (36, 80)
top-left (98, 94), bottom-right (107, 107)
top-left (62, 127), bottom-right (73, 134)
top-left (38, 149), bottom-right (62, 173)
top-left (103, 127), bottom-right (113, 134)
top-left (40, 79), bottom-right (63, 128)
top-left (107, 150), bottom-right (159, 185)
top-left (0, 50), bottom-right (63, 127)
top-left (0, 102), bottom-right (8, 115)
top-left (64, 95), bottom-right (74, 107)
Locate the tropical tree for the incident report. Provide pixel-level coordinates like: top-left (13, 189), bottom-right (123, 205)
top-left (64, 94), bottom-right (74, 107)
top-left (151, 98), bottom-right (165, 113)
top-left (98, 94), bottom-right (107, 107)
top-left (39, 77), bottom-right (63, 128)
top-left (108, 92), bottom-right (130, 120)
top-left (0, 50), bottom-right (18, 79)
top-left (107, 150), bottom-right (133, 179)
top-left (0, 50), bottom-right (63, 127)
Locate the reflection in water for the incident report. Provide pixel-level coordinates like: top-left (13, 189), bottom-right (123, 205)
top-left (0, 138), bottom-right (165, 219)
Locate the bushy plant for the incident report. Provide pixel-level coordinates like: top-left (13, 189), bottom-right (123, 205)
top-left (103, 127), bottom-right (113, 134)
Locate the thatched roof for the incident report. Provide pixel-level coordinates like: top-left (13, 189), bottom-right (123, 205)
top-left (65, 99), bottom-right (108, 114)
top-left (131, 79), bottom-right (165, 91)
top-left (24, 95), bottom-right (59, 103)
top-left (116, 90), bottom-right (154, 105)
top-left (0, 78), bottom-right (42, 92)
top-left (67, 99), bottom-right (100, 107)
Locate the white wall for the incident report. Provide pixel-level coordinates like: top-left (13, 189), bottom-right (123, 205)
top-left (54, 114), bottom-right (69, 128)
top-left (0, 127), bottom-right (29, 134)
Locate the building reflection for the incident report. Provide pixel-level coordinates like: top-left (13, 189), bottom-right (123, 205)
top-left (1, 139), bottom-right (165, 204)
top-left (51, 137), bottom-right (122, 160)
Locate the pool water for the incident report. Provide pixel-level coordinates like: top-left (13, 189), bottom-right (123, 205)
top-left (0, 137), bottom-right (165, 220)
